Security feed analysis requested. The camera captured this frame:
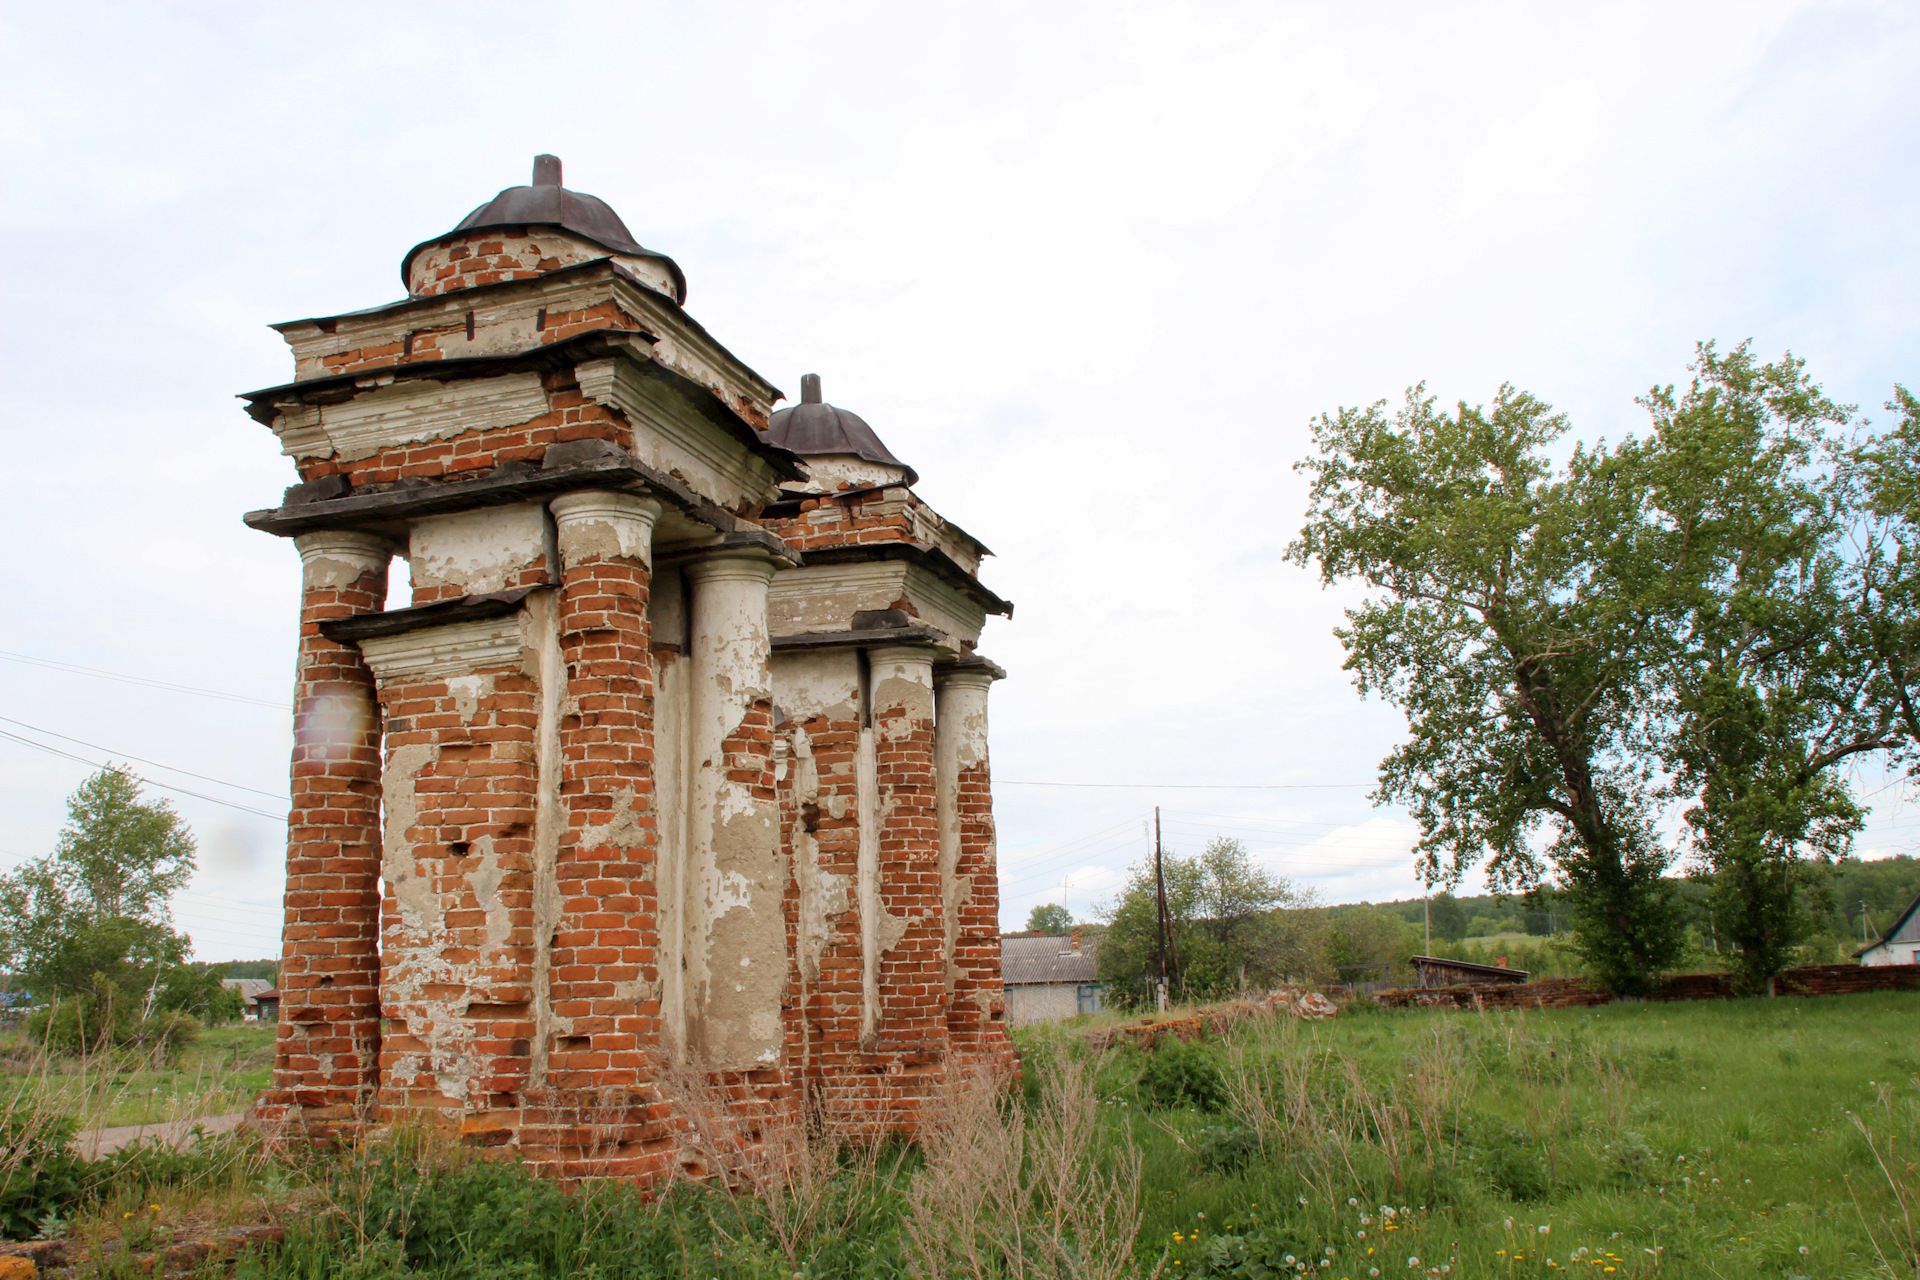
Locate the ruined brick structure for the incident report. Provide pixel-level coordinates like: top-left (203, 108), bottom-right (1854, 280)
top-left (241, 157), bottom-right (1016, 1178)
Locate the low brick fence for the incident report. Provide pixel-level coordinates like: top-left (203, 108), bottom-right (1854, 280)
top-left (1372, 963), bottom-right (1920, 1011)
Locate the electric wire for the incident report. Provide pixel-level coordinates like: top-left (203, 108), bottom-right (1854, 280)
top-left (0, 730), bottom-right (287, 821)
top-left (0, 715), bottom-right (290, 801)
top-left (0, 650), bottom-right (284, 709)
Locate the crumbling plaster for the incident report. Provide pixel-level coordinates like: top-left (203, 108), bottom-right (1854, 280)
top-left (683, 554), bottom-right (785, 1068)
top-left (410, 502), bottom-right (548, 597)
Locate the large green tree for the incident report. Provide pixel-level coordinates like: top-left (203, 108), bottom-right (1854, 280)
top-left (0, 769), bottom-right (205, 1050)
top-left (1651, 348), bottom-right (1906, 993)
top-left (1290, 380), bottom-right (1695, 993)
top-left (1096, 837), bottom-right (1317, 1006)
top-left (1292, 345), bottom-right (1919, 995)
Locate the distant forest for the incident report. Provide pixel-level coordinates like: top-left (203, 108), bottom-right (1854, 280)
top-left (1366, 854), bottom-right (1920, 948)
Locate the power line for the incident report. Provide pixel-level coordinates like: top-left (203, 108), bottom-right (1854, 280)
top-left (0, 715), bottom-right (290, 801)
top-left (0, 730), bottom-right (287, 822)
top-left (0, 650), bottom-right (284, 709)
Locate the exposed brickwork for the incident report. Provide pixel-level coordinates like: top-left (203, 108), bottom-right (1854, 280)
top-left (947, 752), bottom-right (1014, 1071)
top-left (522, 516), bottom-right (670, 1181)
top-left (407, 231), bottom-right (660, 300)
top-left (780, 715), bottom-right (869, 1130)
top-left (866, 665), bottom-right (948, 1129)
top-left (374, 660), bottom-right (542, 1122)
top-left (255, 542), bottom-right (390, 1134)
top-left (312, 300), bottom-right (647, 379)
top-left (253, 165), bottom-right (1014, 1184)
top-left (296, 373), bottom-right (633, 490)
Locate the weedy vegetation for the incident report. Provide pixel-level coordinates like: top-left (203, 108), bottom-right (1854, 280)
top-left (4, 994), bottom-right (1919, 1278)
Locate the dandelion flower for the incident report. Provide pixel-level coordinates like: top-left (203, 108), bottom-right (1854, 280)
top-left (1799, 1247), bottom-right (1809, 1256)
top-left (1539, 1225), bottom-right (1550, 1235)
top-left (1407, 1258), bottom-right (1419, 1268)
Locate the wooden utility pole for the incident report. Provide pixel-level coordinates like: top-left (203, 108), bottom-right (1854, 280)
top-left (1154, 806), bottom-right (1170, 1010)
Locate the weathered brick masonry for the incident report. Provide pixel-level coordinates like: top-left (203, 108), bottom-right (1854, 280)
top-left (242, 158), bottom-right (1015, 1177)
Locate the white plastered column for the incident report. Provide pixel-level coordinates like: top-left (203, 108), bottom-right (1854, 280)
top-left (934, 667), bottom-right (995, 993)
top-left (549, 490), bottom-right (662, 568)
top-left (684, 551), bottom-right (784, 1067)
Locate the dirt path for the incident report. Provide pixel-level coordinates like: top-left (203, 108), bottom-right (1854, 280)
top-left (75, 1112), bottom-right (246, 1159)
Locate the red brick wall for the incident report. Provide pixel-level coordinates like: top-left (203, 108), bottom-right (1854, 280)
top-left (257, 546), bottom-right (390, 1132)
top-left (781, 714), bottom-right (870, 1130)
top-left (521, 519), bottom-right (673, 1182)
top-left (311, 299), bottom-right (647, 379)
top-left (374, 663), bottom-right (541, 1124)
top-left (946, 751), bottom-right (1014, 1070)
top-left (867, 671), bottom-right (947, 1129)
top-left (760, 490), bottom-right (917, 555)
top-left (297, 371), bottom-right (633, 490)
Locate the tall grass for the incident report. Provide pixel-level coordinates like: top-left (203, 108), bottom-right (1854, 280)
top-left (11, 994), bottom-right (1920, 1277)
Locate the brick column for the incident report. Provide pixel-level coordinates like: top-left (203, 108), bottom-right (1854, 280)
top-left (259, 530), bottom-right (394, 1132)
top-left (683, 552), bottom-right (786, 1074)
top-left (865, 643), bottom-right (946, 1119)
top-left (532, 490), bottom-right (663, 1178)
top-left (936, 664), bottom-right (1012, 1067)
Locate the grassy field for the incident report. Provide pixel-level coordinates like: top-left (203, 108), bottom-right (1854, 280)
top-left (12, 995), bottom-right (1920, 1278)
top-left (1089, 992), bottom-right (1920, 1279)
top-left (0, 1022), bottom-right (274, 1128)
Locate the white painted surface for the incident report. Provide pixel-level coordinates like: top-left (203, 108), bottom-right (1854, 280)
top-left (274, 373), bottom-right (549, 463)
top-left (684, 553), bottom-right (785, 1067)
top-left (408, 502), bottom-right (548, 597)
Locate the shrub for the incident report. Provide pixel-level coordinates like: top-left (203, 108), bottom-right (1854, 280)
top-left (0, 1105), bottom-right (87, 1241)
top-left (1193, 1124), bottom-right (1261, 1174)
top-left (1138, 1037), bottom-right (1227, 1112)
top-left (1472, 1123), bottom-right (1549, 1201)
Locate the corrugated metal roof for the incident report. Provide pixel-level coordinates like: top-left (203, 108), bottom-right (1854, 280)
top-left (1002, 934), bottom-right (1100, 985)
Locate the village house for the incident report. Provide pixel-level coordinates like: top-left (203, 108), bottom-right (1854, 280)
top-left (240, 157), bottom-right (1016, 1181)
top-left (1857, 892), bottom-right (1920, 966)
top-left (1000, 930), bottom-right (1103, 1025)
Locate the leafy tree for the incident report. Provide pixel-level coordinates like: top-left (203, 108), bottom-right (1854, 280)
top-left (0, 769), bottom-right (201, 1049)
top-left (1425, 892), bottom-right (1468, 943)
top-left (1291, 380), bottom-right (1693, 992)
top-left (1315, 903), bottom-right (1418, 984)
top-left (1650, 347), bottom-right (1903, 993)
top-left (1291, 344), bottom-right (1920, 995)
top-left (1024, 903), bottom-right (1074, 933)
top-left (1096, 837), bottom-right (1316, 1006)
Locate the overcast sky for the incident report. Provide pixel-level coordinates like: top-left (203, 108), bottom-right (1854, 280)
top-left (1, 1), bottom-right (1917, 961)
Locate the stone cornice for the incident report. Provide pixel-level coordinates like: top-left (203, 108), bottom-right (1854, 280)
top-left (237, 329), bottom-right (804, 485)
top-left (353, 608), bottom-right (532, 684)
top-left (244, 443), bottom-right (798, 570)
top-left (796, 542), bottom-right (1013, 619)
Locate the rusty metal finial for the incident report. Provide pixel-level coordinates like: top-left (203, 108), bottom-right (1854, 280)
top-left (801, 373), bottom-right (822, 404)
top-left (532, 155), bottom-right (562, 187)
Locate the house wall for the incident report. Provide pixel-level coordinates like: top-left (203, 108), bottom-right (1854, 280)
top-left (1005, 983), bottom-right (1083, 1027)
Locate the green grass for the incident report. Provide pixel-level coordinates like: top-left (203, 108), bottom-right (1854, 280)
top-left (1100, 993), bottom-right (1920, 1278)
top-left (0, 1023), bottom-right (274, 1128)
top-left (18, 998), bottom-right (1920, 1277)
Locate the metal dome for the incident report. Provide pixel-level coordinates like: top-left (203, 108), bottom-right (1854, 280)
top-left (399, 155), bottom-right (687, 303)
top-left (766, 374), bottom-right (917, 486)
